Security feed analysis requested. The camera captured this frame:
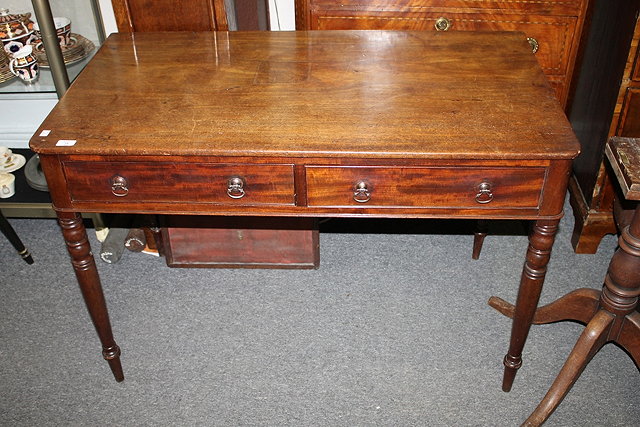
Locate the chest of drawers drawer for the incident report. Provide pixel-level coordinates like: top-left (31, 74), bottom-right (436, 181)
top-left (305, 166), bottom-right (546, 208)
top-left (62, 161), bottom-right (296, 205)
top-left (312, 12), bottom-right (575, 77)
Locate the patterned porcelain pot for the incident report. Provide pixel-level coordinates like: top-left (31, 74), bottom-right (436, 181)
top-left (9, 45), bottom-right (39, 83)
top-left (34, 17), bottom-right (72, 47)
top-left (0, 9), bottom-right (36, 56)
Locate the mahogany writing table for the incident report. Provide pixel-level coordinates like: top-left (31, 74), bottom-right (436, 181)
top-left (30, 31), bottom-right (579, 391)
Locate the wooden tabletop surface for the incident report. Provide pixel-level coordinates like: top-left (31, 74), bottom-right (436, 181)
top-left (30, 30), bottom-right (579, 160)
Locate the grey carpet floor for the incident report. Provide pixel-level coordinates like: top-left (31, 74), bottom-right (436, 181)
top-left (1, 198), bottom-right (638, 426)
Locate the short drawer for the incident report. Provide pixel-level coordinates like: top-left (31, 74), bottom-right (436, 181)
top-left (63, 162), bottom-right (296, 205)
top-left (305, 166), bottom-right (546, 208)
top-left (313, 12), bottom-right (576, 75)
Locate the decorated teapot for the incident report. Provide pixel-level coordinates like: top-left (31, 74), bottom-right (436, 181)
top-left (0, 8), bottom-right (36, 56)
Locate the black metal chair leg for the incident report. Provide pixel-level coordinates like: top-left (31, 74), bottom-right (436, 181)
top-left (0, 210), bottom-right (34, 264)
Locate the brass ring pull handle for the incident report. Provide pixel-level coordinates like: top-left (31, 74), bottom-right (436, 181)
top-left (475, 181), bottom-right (494, 204)
top-left (227, 176), bottom-right (246, 199)
top-left (110, 175), bottom-right (129, 197)
top-left (527, 37), bottom-right (539, 54)
top-left (353, 181), bottom-right (371, 203)
top-left (435, 17), bottom-right (451, 31)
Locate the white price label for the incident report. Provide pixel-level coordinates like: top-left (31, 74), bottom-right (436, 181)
top-left (56, 139), bottom-right (77, 146)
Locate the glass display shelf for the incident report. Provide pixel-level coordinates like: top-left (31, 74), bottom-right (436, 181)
top-left (0, 50), bottom-right (96, 95)
top-left (0, 0), bottom-right (104, 97)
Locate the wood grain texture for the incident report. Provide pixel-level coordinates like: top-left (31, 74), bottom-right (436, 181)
top-left (62, 161), bottom-right (296, 205)
top-left (31, 30), bottom-right (580, 384)
top-left (294, 0), bottom-right (589, 107)
top-left (606, 137), bottom-right (640, 201)
top-left (161, 217), bottom-right (319, 268)
top-left (31, 31), bottom-right (577, 160)
top-left (312, 12), bottom-right (575, 75)
top-left (111, 0), bottom-right (228, 32)
top-left (305, 166), bottom-right (545, 208)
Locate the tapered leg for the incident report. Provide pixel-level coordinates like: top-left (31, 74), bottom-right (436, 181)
top-left (501, 219), bottom-right (559, 392)
top-left (522, 310), bottom-right (613, 427)
top-left (472, 219), bottom-right (488, 260)
top-left (489, 288), bottom-right (600, 325)
top-left (0, 210), bottom-right (34, 264)
top-left (58, 211), bottom-right (124, 382)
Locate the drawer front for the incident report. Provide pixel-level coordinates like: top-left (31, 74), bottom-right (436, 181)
top-left (313, 12), bottom-right (576, 75)
top-left (619, 88), bottom-right (640, 137)
top-left (63, 162), bottom-right (295, 205)
top-left (309, 0), bottom-right (583, 16)
top-left (306, 166), bottom-right (546, 208)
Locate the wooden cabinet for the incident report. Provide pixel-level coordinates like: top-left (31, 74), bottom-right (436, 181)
top-left (567, 0), bottom-right (640, 253)
top-left (294, 0), bottom-right (590, 108)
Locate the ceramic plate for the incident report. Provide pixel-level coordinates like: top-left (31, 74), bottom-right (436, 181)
top-left (1, 153), bottom-right (26, 172)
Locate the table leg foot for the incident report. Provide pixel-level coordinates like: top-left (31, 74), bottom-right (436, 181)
top-left (501, 220), bottom-right (559, 392)
top-left (523, 310), bottom-right (613, 427)
top-left (489, 288), bottom-right (600, 325)
top-left (617, 311), bottom-right (640, 367)
top-left (501, 354), bottom-right (522, 392)
top-left (58, 211), bottom-right (124, 382)
top-left (103, 344), bottom-right (124, 382)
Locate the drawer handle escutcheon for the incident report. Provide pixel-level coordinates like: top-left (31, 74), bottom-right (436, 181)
top-left (111, 175), bottom-right (129, 197)
top-left (227, 176), bottom-right (246, 199)
top-left (353, 181), bottom-right (371, 203)
top-left (527, 37), bottom-right (539, 54)
top-left (475, 181), bottom-right (494, 204)
top-left (435, 17), bottom-right (451, 31)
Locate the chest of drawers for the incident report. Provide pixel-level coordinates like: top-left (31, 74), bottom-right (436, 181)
top-left (294, 0), bottom-right (589, 107)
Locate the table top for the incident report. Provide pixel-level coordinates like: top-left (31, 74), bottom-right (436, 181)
top-left (30, 30), bottom-right (579, 161)
top-left (606, 137), bottom-right (640, 201)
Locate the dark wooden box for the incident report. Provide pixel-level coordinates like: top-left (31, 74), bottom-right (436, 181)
top-left (161, 216), bottom-right (319, 269)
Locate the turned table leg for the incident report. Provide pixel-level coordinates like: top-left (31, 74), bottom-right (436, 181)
top-left (501, 219), bottom-right (559, 392)
top-left (58, 211), bottom-right (124, 382)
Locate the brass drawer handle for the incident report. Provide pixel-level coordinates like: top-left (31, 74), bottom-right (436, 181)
top-left (353, 181), bottom-right (371, 203)
top-left (227, 176), bottom-right (246, 199)
top-left (110, 175), bottom-right (129, 197)
top-left (527, 37), bottom-right (539, 54)
top-left (475, 181), bottom-right (493, 204)
top-left (435, 17), bottom-right (451, 31)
